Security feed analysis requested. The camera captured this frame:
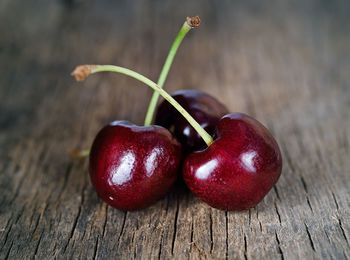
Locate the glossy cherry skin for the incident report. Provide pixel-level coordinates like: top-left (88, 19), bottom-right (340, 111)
top-left (183, 113), bottom-right (282, 211)
top-left (89, 121), bottom-right (182, 211)
top-left (155, 90), bottom-right (228, 154)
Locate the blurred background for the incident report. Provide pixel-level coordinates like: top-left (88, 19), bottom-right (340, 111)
top-left (1, 0), bottom-right (349, 259)
top-left (1, 0), bottom-right (349, 135)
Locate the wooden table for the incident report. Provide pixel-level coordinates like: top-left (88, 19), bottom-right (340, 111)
top-left (1, 0), bottom-right (349, 259)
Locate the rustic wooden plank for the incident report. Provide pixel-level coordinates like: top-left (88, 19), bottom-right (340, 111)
top-left (0, 0), bottom-right (349, 259)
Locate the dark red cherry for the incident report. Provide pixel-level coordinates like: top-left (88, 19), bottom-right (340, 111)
top-left (183, 113), bottom-right (282, 211)
top-left (155, 90), bottom-right (229, 155)
top-left (89, 121), bottom-right (182, 211)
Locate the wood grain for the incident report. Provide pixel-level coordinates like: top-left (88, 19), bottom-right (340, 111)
top-left (0, 0), bottom-right (349, 259)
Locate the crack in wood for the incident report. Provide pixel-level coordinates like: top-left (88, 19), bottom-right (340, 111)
top-left (63, 205), bottom-right (82, 254)
top-left (275, 231), bottom-right (284, 260)
top-left (338, 219), bottom-right (349, 247)
top-left (102, 204), bottom-right (108, 238)
top-left (300, 176), bottom-right (308, 193)
top-left (33, 231), bottom-right (44, 257)
top-left (158, 221), bottom-right (165, 260)
top-left (256, 209), bottom-right (263, 232)
top-left (117, 212), bottom-right (127, 248)
top-left (31, 203), bottom-right (48, 237)
top-left (244, 234), bottom-right (248, 260)
top-left (15, 205), bottom-right (25, 224)
top-left (157, 199), bottom-right (167, 260)
top-left (1, 226), bottom-right (12, 251)
top-left (92, 236), bottom-right (99, 260)
top-left (273, 186), bottom-right (281, 201)
top-left (225, 211), bottom-right (228, 260)
top-left (158, 233), bottom-right (163, 260)
top-left (274, 203), bottom-right (282, 224)
top-left (300, 176), bottom-right (313, 212)
top-left (62, 181), bottom-right (86, 255)
top-left (58, 163), bottom-right (74, 200)
top-left (304, 223), bottom-right (315, 251)
top-left (132, 231), bottom-right (136, 260)
top-left (324, 230), bottom-right (331, 243)
top-left (171, 197), bottom-right (179, 255)
top-left (209, 209), bottom-right (213, 253)
top-left (190, 220), bottom-right (194, 251)
top-left (31, 214), bottom-right (42, 236)
top-left (4, 240), bottom-right (13, 260)
top-left (331, 191), bottom-right (339, 210)
top-left (306, 198), bottom-right (313, 213)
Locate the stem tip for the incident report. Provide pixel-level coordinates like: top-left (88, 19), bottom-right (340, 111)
top-left (69, 149), bottom-right (90, 160)
top-left (186, 16), bottom-right (201, 28)
top-left (71, 65), bottom-right (97, 81)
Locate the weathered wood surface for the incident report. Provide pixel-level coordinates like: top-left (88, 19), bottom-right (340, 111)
top-left (0, 0), bottom-right (349, 259)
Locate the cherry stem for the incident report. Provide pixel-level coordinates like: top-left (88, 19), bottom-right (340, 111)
top-left (71, 64), bottom-right (214, 146)
top-left (69, 149), bottom-right (90, 159)
top-left (144, 16), bottom-right (200, 126)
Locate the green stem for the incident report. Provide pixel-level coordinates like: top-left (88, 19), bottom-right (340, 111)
top-left (70, 149), bottom-right (90, 159)
top-left (73, 64), bottom-right (213, 146)
top-left (144, 18), bottom-right (198, 126)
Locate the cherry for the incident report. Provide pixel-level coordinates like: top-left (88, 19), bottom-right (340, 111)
top-left (72, 15), bottom-right (282, 211)
top-left (72, 65), bottom-right (282, 211)
top-left (89, 121), bottom-right (182, 211)
top-left (155, 89), bottom-right (228, 154)
top-left (71, 17), bottom-right (202, 211)
top-left (183, 113), bottom-right (282, 211)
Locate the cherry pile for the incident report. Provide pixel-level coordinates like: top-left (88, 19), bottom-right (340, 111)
top-left (72, 17), bottom-right (282, 211)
